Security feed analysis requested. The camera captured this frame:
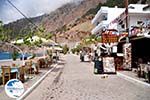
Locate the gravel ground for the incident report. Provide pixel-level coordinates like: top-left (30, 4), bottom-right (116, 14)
top-left (25, 54), bottom-right (150, 100)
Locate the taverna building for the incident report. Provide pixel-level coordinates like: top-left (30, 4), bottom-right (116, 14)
top-left (91, 4), bottom-right (150, 70)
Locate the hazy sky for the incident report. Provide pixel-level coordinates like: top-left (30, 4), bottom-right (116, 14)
top-left (0, 0), bottom-right (83, 24)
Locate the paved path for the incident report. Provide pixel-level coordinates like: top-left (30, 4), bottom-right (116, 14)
top-left (25, 54), bottom-right (150, 100)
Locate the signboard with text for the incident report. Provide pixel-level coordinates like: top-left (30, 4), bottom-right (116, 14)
top-left (102, 32), bottom-right (127, 43)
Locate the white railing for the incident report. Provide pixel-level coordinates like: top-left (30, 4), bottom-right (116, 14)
top-left (0, 41), bottom-right (25, 65)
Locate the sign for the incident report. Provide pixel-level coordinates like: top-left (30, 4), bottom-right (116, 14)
top-left (102, 33), bottom-right (118, 43)
top-left (5, 79), bottom-right (24, 98)
top-left (103, 57), bottom-right (116, 73)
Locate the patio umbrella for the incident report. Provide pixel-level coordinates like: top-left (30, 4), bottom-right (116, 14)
top-left (42, 39), bottom-right (58, 46)
top-left (47, 46), bottom-right (63, 51)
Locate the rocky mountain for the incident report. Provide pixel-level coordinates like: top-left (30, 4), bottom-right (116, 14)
top-left (4, 0), bottom-right (106, 39)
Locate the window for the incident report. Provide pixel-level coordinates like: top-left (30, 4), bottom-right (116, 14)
top-left (119, 21), bottom-right (123, 25)
top-left (128, 6), bottom-right (135, 9)
top-left (96, 22), bottom-right (99, 25)
top-left (102, 15), bottom-right (107, 20)
top-left (137, 21), bottom-right (143, 24)
top-left (121, 24), bottom-right (125, 29)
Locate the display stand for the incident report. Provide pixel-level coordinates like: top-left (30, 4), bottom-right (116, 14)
top-left (123, 43), bottom-right (132, 70)
top-left (103, 57), bottom-right (116, 74)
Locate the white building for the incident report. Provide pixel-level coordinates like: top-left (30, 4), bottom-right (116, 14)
top-left (91, 4), bottom-right (150, 57)
top-left (91, 4), bottom-right (150, 36)
top-left (91, 6), bottom-right (125, 34)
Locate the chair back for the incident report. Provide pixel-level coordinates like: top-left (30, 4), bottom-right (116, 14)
top-left (25, 60), bottom-right (32, 67)
top-left (1, 66), bottom-right (11, 75)
top-left (19, 66), bottom-right (25, 75)
top-left (1, 66), bottom-right (11, 85)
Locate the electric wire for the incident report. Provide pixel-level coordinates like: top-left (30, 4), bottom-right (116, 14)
top-left (6, 0), bottom-right (41, 31)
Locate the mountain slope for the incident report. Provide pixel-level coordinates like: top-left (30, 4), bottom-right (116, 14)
top-left (4, 0), bottom-right (106, 39)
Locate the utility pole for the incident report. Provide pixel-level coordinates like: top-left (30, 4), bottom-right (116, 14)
top-left (125, 0), bottom-right (129, 43)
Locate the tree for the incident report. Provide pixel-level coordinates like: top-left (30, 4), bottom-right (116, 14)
top-left (62, 44), bottom-right (69, 54)
top-left (103, 0), bottom-right (139, 8)
top-left (0, 21), bottom-right (6, 41)
top-left (0, 21), bottom-right (12, 42)
top-left (103, 0), bottom-right (124, 7)
top-left (11, 50), bottom-right (19, 61)
top-left (44, 32), bottom-right (53, 40)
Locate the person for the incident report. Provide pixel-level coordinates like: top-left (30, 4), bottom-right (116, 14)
top-left (93, 50), bottom-right (98, 61)
top-left (80, 50), bottom-right (85, 62)
top-left (94, 56), bottom-right (103, 74)
top-left (137, 58), bottom-right (143, 77)
top-left (89, 51), bottom-right (94, 62)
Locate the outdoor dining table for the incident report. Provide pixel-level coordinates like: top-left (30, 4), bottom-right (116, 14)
top-left (0, 66), bottom-right (19, 78)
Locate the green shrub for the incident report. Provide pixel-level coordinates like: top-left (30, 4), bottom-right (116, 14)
top-left (11, 51), bottom-right (19, 61)
top-left (62, 44), bottom-right (69, 54)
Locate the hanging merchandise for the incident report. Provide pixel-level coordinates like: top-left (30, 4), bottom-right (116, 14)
top-left (103, 57), bottom-right (116, 74)
top-left (123, 43), bottom-right (132, 70)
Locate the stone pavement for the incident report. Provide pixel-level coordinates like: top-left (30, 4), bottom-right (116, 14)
top-left (25, 54), bottom-right (150, 100)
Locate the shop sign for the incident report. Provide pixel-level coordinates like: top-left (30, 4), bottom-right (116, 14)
top-left (102, 34), bottom-right (118, 43)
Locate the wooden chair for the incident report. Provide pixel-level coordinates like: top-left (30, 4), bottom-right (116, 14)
top-left (41, 59), bottom-right (46, 68)
top-left (19, 66), bottom-right (25, 83)
top-left (44, 58), bottom-right (49, 68)
top-left (38, 58), bottom-right (46, 68)
top-left (25, 60), bottom-right (33, 74)
top-left (1, 66), bottom-right (11, 85)
top-left (33, 62), bottom-right (39, 74)
top-left (48, 58), bottom-right (52, 66)
top-left (37, 59), bottom-right (42, 68)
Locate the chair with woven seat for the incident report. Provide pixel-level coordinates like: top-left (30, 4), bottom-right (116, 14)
top-left (1, 66), bottom-right (11, 85)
